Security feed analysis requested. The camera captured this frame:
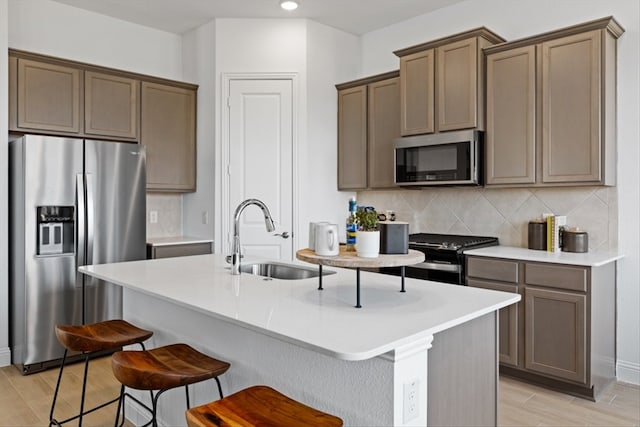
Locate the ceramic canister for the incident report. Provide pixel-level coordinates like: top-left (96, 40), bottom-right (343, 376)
top-left (528, 219), bottom-right (547, 251)
top-left (562, 228), bottom-right (589, 253)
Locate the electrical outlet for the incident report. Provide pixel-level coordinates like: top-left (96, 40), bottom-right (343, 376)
top-left (202, 211), bottom-right (209, 225)
top-left (149, 210), bottom-right (158, 224)
top-left (403, 379), bottom-right (419, 423)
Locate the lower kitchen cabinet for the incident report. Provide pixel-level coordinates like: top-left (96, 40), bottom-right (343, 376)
top-left (467, 257), bottom-right (520, 367)
top-left (147, 238), bottom-right (212, 259)
top-left (525, 286), bottom-right (586, 383)
top-left (466, 255), bottom-right (616, 400)
top-left (468, 278), bottom-right (519, 367)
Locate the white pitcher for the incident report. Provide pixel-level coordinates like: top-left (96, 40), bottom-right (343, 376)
top-left (315, 223), bottom-right (339, 256)
top-left (308, 221), bottom-right (329, 251)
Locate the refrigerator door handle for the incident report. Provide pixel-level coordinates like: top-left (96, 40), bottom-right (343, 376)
top-left (86, 173), bottom-right (95, 266)
top-left (76, 174), bottom-right (86, 268)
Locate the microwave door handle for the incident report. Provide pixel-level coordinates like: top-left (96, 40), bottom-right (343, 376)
top-left (85, 173), bottom-right (95, 266)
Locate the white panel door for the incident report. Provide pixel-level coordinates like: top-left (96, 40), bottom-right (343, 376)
top-left (228, 79), bottom-right (293, 260)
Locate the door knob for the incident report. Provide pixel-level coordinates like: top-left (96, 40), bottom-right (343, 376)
top-left (275, 231), bottom-right (290, 239)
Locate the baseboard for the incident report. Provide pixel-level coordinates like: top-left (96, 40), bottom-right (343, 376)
top-left (0, 347), bottom-right (11, 367)
top-left (617, 359), bottom-right (640, 385)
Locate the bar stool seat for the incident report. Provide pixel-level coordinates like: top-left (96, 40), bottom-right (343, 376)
top-left (185, 385), bottom-right (343, 427)
top-left (111, 343), bottom-right (230, 426)
top-left (50, 320), bottom-right (153, 427)
top-left (55, 319), bottom-right (154, 352)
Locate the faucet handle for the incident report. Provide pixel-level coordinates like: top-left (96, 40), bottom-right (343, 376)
top-left (275, 231), bottom-right (290, 239)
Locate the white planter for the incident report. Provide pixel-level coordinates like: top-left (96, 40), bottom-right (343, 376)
top-left (356, 230), bottom-right (380, 258)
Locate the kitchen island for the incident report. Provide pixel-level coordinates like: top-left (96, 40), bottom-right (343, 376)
top-left (79, 254), bottom-right (519, 426)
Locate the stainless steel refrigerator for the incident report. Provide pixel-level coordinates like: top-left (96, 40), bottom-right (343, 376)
top-left (9, 134), bottom-right (146, 374)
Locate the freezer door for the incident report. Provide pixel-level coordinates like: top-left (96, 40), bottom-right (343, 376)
top-left (83, 140), bottom-right (146, 324)
top-left (11, 135), bottom-right (84, 369)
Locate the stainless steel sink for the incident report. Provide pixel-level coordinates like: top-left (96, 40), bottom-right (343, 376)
top-left (240, 262), bottom-right (335, 280)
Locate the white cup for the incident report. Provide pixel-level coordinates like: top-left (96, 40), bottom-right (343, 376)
top-left (315, 223), bottom-right (339, 256)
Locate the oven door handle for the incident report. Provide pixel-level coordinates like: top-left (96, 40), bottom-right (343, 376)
top-left (411, 262), bottom-right (461, 273)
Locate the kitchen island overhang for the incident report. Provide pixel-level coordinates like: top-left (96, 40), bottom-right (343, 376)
top-left (79, 254), bottom-right (520, 426)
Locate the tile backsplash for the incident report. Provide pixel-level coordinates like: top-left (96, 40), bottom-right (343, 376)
top-left (358, 186), bottom-right (617, 252)
top-left (146, 194), bottom-right (183, 238)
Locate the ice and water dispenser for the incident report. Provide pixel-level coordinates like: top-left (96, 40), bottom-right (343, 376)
top-left (36, 206), bottom-right (74, 255)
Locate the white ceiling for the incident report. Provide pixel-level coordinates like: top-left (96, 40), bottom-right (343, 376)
top-left (50, 0), bottom-right (466, 35)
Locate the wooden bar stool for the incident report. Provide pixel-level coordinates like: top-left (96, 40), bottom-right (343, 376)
top-left (111, 343), bottom-right (230, 427)
top-left (49, 319), bottom-right (153, 427)
top-left (185, 385), bottom-right (343, 427)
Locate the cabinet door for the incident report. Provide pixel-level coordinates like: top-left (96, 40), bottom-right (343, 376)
top-left (437, 38), bottom-right (477, 131)
top-left (141, 82), bottom-right (197, 192)
top-left (468, 278), bottom-right (519, 367)
top-left (541, 30), bottom-right (601, 183)
top-left (85, 71), bottom-right (138, 139)
top-left (399, 49), bottom-right (434, 136)
top-left (525, 286), bottom-right (587, 384)
top-left (337, 85), bottom-right (367, 190)
top-left (486, 46), bottom-right (537, 185)
top-left (368, 77), bottom-right (400, 189)
top-left (16, 59), bottom-right (81, 133)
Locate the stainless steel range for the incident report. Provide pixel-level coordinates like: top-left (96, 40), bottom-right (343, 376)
top-left (382, 233), bottom-right (499, 285)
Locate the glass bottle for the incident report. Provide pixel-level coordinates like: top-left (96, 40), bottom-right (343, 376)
top-left (346, 197), bottom-right (357, 252)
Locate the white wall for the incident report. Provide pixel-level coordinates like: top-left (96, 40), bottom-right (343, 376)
top-left (0, 0), bottom-right (10, 366)
top-left (182, 20), bottom-right (217, 241)
top-left (304, 21), bottom-right (361, 246)
top-left (210, 19), bottom-right (360, 254)
top-left (361, 0), bottom-right (640, 384)
top-left (8, 0), bottom-right (182, 79)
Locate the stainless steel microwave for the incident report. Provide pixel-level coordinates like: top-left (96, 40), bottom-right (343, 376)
top-left (394, 130), bottom-right (482, 186)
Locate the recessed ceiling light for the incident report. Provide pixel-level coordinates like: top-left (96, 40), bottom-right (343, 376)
top-left (280, 0), bottom-right (299, 11)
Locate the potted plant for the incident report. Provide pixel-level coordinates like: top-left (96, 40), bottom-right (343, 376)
top-left (355, 207), bottom-right (379, 258)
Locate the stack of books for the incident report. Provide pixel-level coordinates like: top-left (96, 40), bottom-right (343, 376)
top-left (542, 214), bottom-right (567, 252)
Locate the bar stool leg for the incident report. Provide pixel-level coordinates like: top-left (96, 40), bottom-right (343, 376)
top-left (49, 349), bottom-right (68, 427)
top-left (114, 385), bottom-right (124, 427)
top-left (214, 377), bottom-right (224, 399)
top-left (77, 353), bottom-right (91, 427)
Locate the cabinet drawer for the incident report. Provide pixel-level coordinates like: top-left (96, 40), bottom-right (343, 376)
top-left (147, 242), bottom-right (212, 259)
top-left (467, 257), bottom-right (519, 283)
top-left (525, 263), bottom-right (587, 292)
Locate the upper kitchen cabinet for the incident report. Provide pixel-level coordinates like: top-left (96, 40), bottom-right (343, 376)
top-left (85, 71), bottom-right (138, 139)
top-left (10, 56), bottom-right (81, 134)
top-left (485, 17), bottom-right (624, 187)
top-left (394, 28), bottom-right (505, 136)
top-left (9, 50), bottom-right (138, 140)
top-left (336, 71), bottom-right (400, 190)
top-left (141, 82), bottom-right (197, 192)
top-left (9, 49), bottom-right (200, 192)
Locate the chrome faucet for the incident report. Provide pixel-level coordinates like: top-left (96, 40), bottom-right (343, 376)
top-left (230, 199), bottom-right (276, 275)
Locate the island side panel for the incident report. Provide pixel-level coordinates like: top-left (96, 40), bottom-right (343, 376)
top-left (427, 312), bottom-right (498, 426)
top-left (123, 288), bottom-right (397, 427)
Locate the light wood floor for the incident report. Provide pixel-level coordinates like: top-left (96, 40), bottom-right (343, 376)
top-left (0, 356), bottom-right (638, 426)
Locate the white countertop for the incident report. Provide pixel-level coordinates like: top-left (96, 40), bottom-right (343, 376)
top-left (465, 246), bottom-right (623, 267)
top-left (146, 236), bottom-right (213, 246)
top-left (79, 254), bottom-right (519, 361)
